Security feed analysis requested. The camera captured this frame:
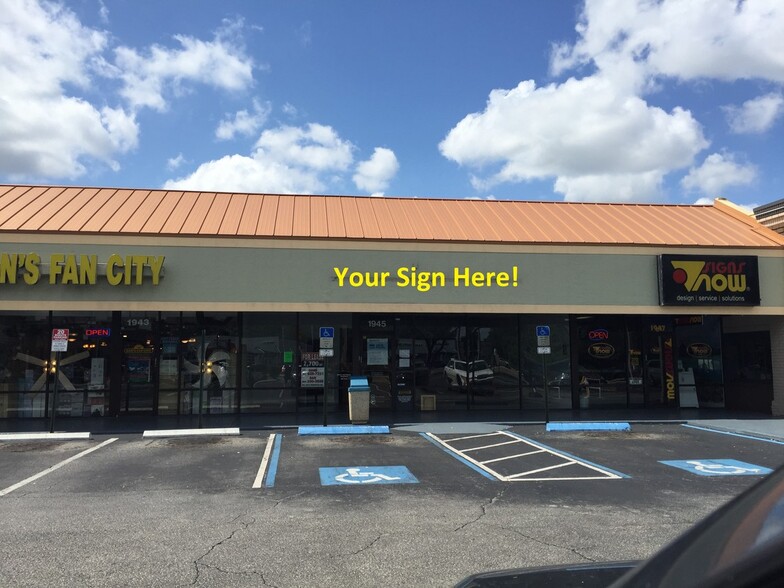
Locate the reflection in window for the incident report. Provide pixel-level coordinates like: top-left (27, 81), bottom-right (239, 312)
top-left (241, 313), bottom-right (297, 413)
top-left (676, 316), bottom-right (724, 408)
top-left (1, 312), bottom-right (50, 417)
top-left (466, 315), bottom-right (521, 410)
top-left (520, 316), bottom-right (570, 410)
top-left (179, 313), bottom-right (239, 415)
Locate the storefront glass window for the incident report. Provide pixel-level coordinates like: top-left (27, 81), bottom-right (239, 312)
top-left (157, 312), bottom-right (180, 415)
top-left (0, 312), bottom-right (50, 418)
top-left (241, 313), bottom-right (298, 413)
top-left (52, 311), bottom-right (113, 417)
top-left (121, 311), bottom-right (157, 414)
top-left (466, 315), bottom-right (520, 410)
top-left (398, 315), bottom-right (466, 410)
top-left (180, 313), bottom-right (239, 415)
top-left (676, 316), bottom-right (724, 408)
top-left (574, 316), bottom-right (628, 408)
top-left (520, 316), bottom-right (571, 409)
top-left (297, 313), bottom-right (350, 412)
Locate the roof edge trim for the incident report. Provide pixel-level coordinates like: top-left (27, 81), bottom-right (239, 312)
top-left (713, 198), bottom-right (784, 246)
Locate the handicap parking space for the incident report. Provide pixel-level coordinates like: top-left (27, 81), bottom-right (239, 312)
top-left (510, 423), bottom-right (784, 487)
top-left (262, 429), bottom-right (496, 492)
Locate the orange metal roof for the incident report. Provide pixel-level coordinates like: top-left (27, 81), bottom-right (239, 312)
top-left (1, 184), bottom-right (783, 248)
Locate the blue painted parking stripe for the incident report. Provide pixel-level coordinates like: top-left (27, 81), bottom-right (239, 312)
top-left (547, 422), bottom-right (631, 432)
top-left (682, 424), bottom-right (784, 446)
top-left (298, 425), bottom-right (390, 435)
top-left (504, 431), bottom-right (630, 478)
top-left (419, 433), bottom-right (498, 481)
top-left (265, 433), bottom-right (282, 487)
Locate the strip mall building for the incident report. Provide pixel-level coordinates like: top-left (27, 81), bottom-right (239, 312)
top-left (1, 184), bottom-right (783, 422)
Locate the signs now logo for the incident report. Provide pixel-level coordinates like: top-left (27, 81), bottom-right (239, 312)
top-left (670, 260), bottom-right (747, 293)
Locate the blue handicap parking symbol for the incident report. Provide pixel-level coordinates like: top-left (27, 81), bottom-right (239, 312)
top-left (320, 466), bottom-right (419, 486)
top-left (319, 327), bottom-right (334, 338)
top-left (660, 459), bottom-right (773, 477)
top-left (536, 325), bottom-right (550, 337)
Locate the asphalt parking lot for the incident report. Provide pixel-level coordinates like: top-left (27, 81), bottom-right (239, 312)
top-left (1, 423), bottom-right (783, 587)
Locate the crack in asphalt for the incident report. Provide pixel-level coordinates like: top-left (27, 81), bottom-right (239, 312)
top-left (504, 527), bottom-right (598, 563)
top-left (453, 486), bottom-right (509, 532)
top-left (188, 515), bottom-right (256, 586)
top-left (186, 492), bottom-right (306, 586)
top-left (196, 563), bottom-right (280, 587)
top-left (348, 534), bottom-right (383, 557)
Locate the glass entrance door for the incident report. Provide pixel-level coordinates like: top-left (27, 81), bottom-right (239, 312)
top-left (354, 316), bottom-right (395, 411)
top-left (120, 314), bottom-right (157, 414)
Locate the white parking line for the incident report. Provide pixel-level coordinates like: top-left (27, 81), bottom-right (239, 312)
top-left (253, 433), bottom-right (277, 489)
top-left (429, 431), bottom-right (627, 482)
top-left (0, 437), bottom-right (118, 497)
top-left (462, 440), bottom-right (520, 452)
top-left (0, 432), bottom-right (91, 441)
top-left (506, 461), bottom-right (576, 479)
top-left (447, 432), bottom-right (506, 443)
top-left (480, 449), bottom-right (546, 464)
top-left (142, 427), bottom-right (240, 438)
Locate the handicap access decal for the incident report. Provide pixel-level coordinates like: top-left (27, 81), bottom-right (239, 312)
top-left (319, 466), bottom-right (419, 486)
top-left (660, 459), bottom-right (773, 477)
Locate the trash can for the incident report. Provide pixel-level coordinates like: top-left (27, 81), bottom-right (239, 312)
top-left (348, 376), bottom-right (370, 424)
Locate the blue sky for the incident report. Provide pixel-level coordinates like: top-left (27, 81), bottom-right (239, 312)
top-left (1, 0), bottom-right (782, 208)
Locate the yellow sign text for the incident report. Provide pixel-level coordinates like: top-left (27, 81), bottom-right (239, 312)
top-left (334, 266), bottom-right (519, 292)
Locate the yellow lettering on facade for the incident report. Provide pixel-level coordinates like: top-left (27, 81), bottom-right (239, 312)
top-left (61, 254), bottom-right (79, 284)
top-left (1, 252), bottom-right (164, 286)
top-left (149, 256), bottom-right (165, 285)
top-left (106, 254), bottom-right (123, 286)
top-left (132, 255), bottom-right (147, 285)
top-left (333, 267), bottom-right (349, 287)
top-left (23, 253), bottom-right (40, 285)
top-left (80, 255), bottom-right (97, 285)
top-left (396, 267), bottom-right (411, 287)
top-left (49, 254), bottom-right (64, 284)
top-left (454, 267), bottom-right (470, 287)
top-left (0, 253), bottom-right (18, 284)
top-left (124, 256), bottom-right (132, 285)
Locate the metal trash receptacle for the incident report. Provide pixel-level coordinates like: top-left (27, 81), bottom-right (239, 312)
top-left (348, 377), bottom-right (370, 424)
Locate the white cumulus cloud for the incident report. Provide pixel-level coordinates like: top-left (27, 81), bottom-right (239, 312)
top-left (442, 0), bottom-right (784, 202)
top-left (0, 0), bottom-right (138, 179)
top-left (216, 98), bottom-right (271, 140)
top-left (440, 76), bottom-right (706, 201)
top-left (353, 148), bottom-right (399, 193)
top-left (551, 0), bottom-right (784, 83)
top-left (0, 1), bottom-right (258, 181)
top-left (166, 153), bottom-right (186, 171)
top-left (112, 18), bottom-right (254, 112)
top-left (681, 153), bottom-right (757, 196)
top-left (724, 93), bottom-right (784, 134)
top-left (164, 123), bottom-right (356, 193)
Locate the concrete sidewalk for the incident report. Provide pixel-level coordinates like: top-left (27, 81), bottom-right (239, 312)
top-left (688, 419), bottom-right (784, 442)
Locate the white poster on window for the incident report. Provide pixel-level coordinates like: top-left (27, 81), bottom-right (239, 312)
top-left (301, 367), bottom-right (325, 388)
top-left (90, 358), bottom-right (104, 389)
top-left (367, 338), bottom-right (388, 366)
